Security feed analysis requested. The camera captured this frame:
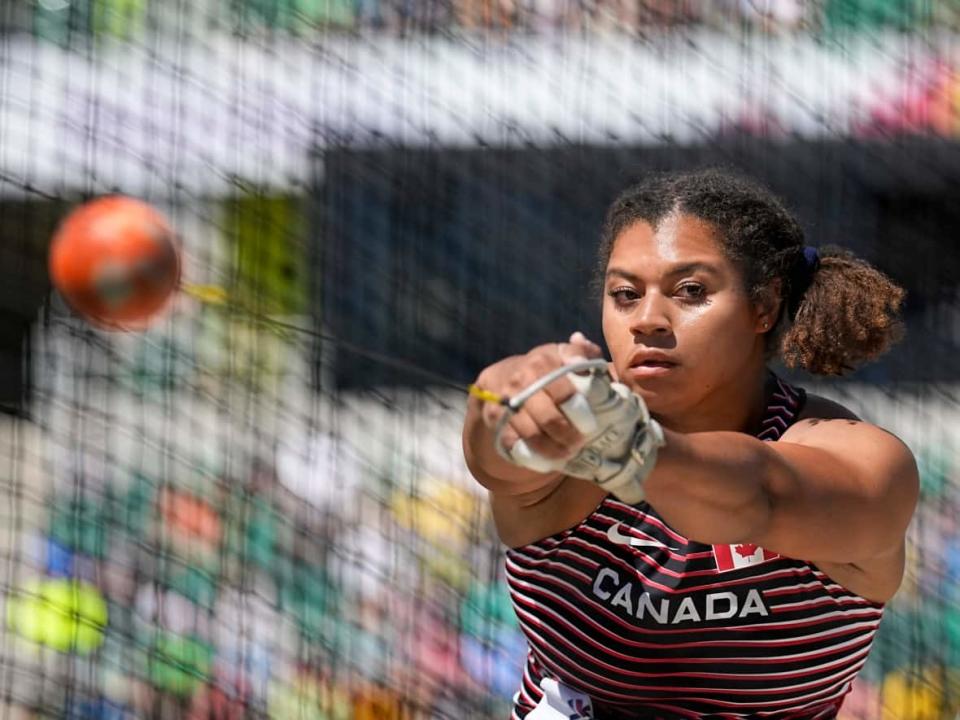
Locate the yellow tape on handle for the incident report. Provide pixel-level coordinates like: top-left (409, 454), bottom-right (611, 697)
top-left (181, 283), bottom-right (229, 305)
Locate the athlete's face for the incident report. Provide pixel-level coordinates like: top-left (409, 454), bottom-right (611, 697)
top-left (602, 214), bottom-right (771, 419)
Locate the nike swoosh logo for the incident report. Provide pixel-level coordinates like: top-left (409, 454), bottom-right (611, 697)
top-left (606, 522), bottom-right (677, 551)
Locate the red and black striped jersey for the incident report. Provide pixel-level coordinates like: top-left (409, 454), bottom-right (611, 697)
top-left (505, 378), bottom-right (883, 720)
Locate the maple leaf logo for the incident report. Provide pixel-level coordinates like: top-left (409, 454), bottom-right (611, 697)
top-left (734, 543), bottom-right (759, 558)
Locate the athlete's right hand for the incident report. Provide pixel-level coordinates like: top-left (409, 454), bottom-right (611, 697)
top-left (472, 332), bottom-right (604, 466)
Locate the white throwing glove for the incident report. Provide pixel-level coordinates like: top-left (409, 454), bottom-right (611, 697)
top-left (495, 360), bottom-right (665, 505)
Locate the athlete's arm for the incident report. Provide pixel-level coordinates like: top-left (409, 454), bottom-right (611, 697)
top-left (642, 413), bottom-right (918, 566)
top-left (471, 377), bottom-right (917, 567)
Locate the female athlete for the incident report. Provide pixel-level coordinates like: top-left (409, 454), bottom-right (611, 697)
top-left (462, 169), bottom-right (918, 719)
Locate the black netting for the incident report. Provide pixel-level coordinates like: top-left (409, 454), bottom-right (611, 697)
top-left (1, 2), bottom-right (958, 718)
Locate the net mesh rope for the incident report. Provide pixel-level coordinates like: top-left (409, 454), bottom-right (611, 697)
top-left (1, 1), bottom-right (959, 718)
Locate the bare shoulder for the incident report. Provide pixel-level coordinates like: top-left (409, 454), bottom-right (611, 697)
top-left (782, 391), bottom-right (865, 447)
top-left (785, 391), bottom-right (908, 456)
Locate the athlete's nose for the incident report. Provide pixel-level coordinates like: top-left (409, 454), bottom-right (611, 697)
top-left (629, 292), bottom-right (672, 338)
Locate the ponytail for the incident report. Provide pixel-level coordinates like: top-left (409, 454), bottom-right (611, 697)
top-left (779, 246), bottom-right (905, 376)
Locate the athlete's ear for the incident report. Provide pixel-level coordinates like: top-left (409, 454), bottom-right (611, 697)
top-left (754, 279), bottom-right (783, 333)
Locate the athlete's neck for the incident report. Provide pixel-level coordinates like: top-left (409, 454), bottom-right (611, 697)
top-left (653, 366), bottom-right (772, 436)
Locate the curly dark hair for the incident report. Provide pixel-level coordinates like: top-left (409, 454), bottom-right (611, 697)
top-left (597, 169), bottom-right (905, 376)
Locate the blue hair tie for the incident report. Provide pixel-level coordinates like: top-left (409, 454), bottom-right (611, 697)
top-left (787, 246), bottom-right (820, 320)
top-left (802, 246), bottom-right (820, 276)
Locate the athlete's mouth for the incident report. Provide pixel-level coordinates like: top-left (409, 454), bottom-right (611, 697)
top-left (628, 351), bottom-right (678, 369)
top-left (626, 352), bottom-right (678, 378)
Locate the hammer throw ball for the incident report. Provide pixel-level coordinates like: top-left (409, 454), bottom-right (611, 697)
top-left (49, 196), bottom-right (180, 330)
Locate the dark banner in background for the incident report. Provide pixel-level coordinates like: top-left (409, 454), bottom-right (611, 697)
top-left (0, 200), bottom-right (62, 415)
top-left (314, 138), bottom-right (960, 389)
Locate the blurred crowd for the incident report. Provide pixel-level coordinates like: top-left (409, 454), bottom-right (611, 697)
top-left (1, 447), bottom-right (520, 719)
top-left (0, 309), bottom-right (525, 719)
top-left (1, 0), bottom-right (956, 40)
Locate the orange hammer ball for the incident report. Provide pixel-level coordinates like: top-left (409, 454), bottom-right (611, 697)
top-left (49, 196), bottom-right (181, 330)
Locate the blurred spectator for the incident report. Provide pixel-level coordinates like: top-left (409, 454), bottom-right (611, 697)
top-left (515, 0), bottom-right (575, 33)
top-left (824, 0), bottom-right (935, 33)
top-left (737, 0), bottom-right (808, 32)
top-left (454, 0), bottom-right (518, 32)
top-left (636, 0), bottom-right (700, 28)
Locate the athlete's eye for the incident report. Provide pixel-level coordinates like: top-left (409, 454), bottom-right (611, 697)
top-left (675, 283), bottom-right (707, 303)
top-left (608, 287), bottom-right (640, 307)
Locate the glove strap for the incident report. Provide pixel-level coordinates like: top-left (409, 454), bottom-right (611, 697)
top-left (492, 360), bottom-right (666, 505)
top-left (594, 417), bottom-right (665, 504)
